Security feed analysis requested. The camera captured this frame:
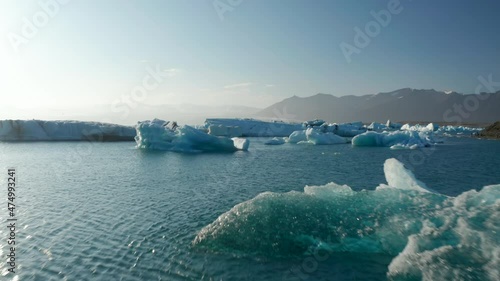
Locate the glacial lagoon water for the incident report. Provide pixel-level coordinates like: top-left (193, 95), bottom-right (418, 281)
top-left (0, 136), bottom-right (499, 280)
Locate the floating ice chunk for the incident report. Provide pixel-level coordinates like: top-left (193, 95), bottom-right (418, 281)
top-left (194, 159), bottom-right (498, 280)
top-left (232, 137), bottom-right (250, 150)
top-left (264, 137), bottom-right (285, 145)
top-left (352, 130), bottom-right (434, 148)
top-left (286, 128), bottom-right (347, 145)
top-left (193, 158), bottom-right (452, 258)
top-left (286, 130), bottom-right (307, 143)
top-left (387, 185), bottom-right (500, 281)
top-left (135, 119), bottom-right (248, 152)
top-left (305, 128), bottom-right (347, 145)
top-left (401, 123), bottom-right (438, 132)
top-left (437, 125), bottom-right (483, 135)
top-left (426, 123), bottom-right (438, 132)
top-left (380, 158), bottom-right (432, 193)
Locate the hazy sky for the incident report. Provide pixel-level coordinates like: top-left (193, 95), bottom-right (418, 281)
top-left (1, 0), bottom-right (500, 116)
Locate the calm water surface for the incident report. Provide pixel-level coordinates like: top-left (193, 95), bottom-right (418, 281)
top-left (0, 137), bottom-right (499, 280)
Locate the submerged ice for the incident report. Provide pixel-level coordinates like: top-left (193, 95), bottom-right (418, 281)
top-left (193, 158), bottom-right (499, 280)
top-left (135, 119), bottom-right (249, 152)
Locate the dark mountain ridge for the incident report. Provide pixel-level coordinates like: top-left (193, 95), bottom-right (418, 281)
top-left (257, 88), bottom-right (500, 124)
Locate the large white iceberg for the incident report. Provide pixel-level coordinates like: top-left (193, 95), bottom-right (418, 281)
top-left (205, 118), bottom-right (302, 137)
top-left (0, 119), bottom-right (135, 141)
top-left (135, 119), bottom-right (249, 152)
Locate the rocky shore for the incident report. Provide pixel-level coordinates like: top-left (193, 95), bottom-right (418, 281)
top-left (477, 121), bottom-right (500, 139)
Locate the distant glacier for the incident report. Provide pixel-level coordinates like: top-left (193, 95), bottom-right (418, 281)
top-left (0, 119), bottom-right (135, 141)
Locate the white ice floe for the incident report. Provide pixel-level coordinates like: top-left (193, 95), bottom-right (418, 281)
top-left (135, 119), bottom-right (249, 152)
top-left (0, 119), bottom-right (135, 141)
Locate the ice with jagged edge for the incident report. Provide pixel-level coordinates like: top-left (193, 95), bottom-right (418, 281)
top-left (193, 158), bottom-right (499, 280)
top-left (0, 119), bottom-right (135, 141)
top-left (285, 120), bottom-right (363, 145)
top-left (286, 127), bottom-right (349, 145)
top-left (205, 118), bottom-right (303, 137)
top-left (437, 125), bottom-right (483, 135)
top-left (135, 119), bottom-right (249, 152)
top-left (352, 130), bottom-right (438, 149)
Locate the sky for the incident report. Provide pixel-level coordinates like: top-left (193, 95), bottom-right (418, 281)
top-left (1, 0), bottom-right (500, 123)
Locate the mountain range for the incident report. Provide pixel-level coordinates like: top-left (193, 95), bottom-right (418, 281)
top-left (256, 88), bottom-right (500, 125)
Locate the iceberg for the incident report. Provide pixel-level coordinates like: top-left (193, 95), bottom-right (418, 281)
top-left (302, 120), bottom-right (366, 137)
top-left (437, 125), bottom-right (483, 135)
top-left (304, 128), bottom-right (347, 145)
top-left (135, 119), bottom-right (249, 152)
top-left (286, 130), bottom-right (308, 144)
top-left (352, 130), bottom-right (435, 149)
top-left (331, 123), bottom-right (367, 137)
top-left (0, 119), bottom-right (135, 141)
top-left (377, 158), bottom-right (434, 193)
top-left (232, 137), bottom-right (250, 150)
top-left (286, 128), bottom-right (348, 145)
top-left (193, 158), bottom-right (499, 280)
top-left (205, 118), bottom-right (302, 137)
top-left (401, 122), bottom-right (438, 132)
top-left (367, 122), bottom-right (388, 131)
